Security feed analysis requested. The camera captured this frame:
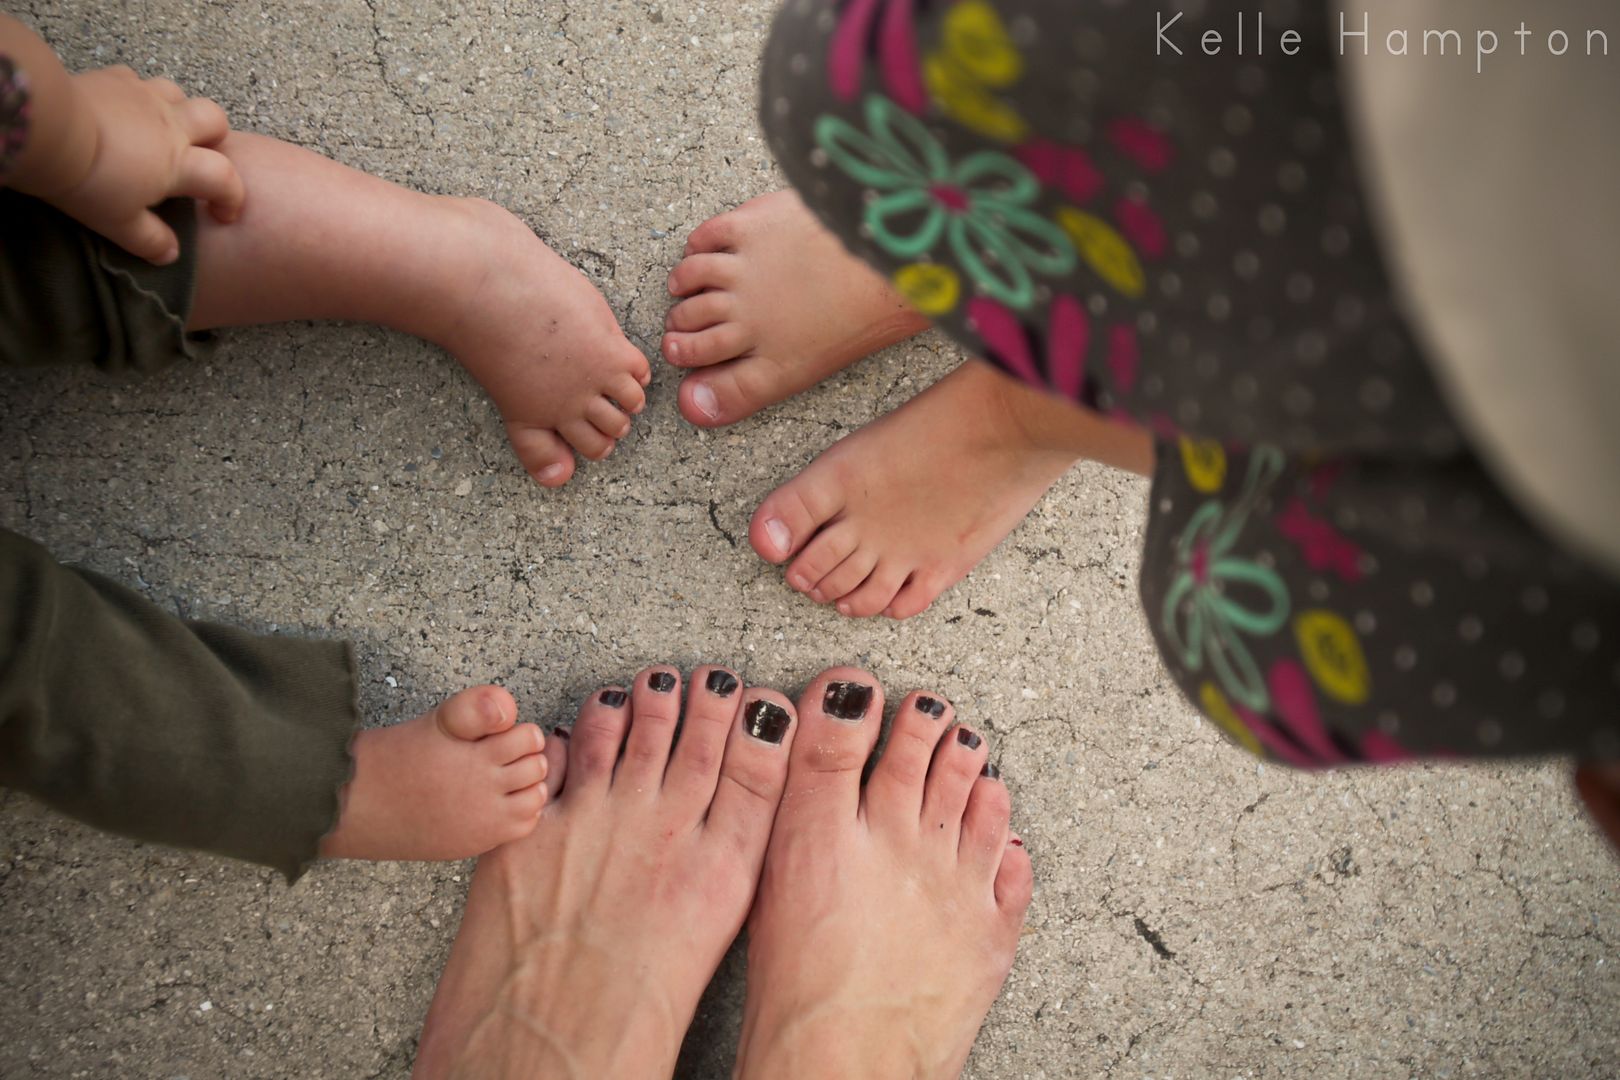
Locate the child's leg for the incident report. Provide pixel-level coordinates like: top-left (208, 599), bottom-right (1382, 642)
top-left (190, 131), bottom-right (652, 488)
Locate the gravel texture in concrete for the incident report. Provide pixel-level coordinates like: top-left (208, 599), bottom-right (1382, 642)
top-left (3, 2), bottom-right (1618, 1077)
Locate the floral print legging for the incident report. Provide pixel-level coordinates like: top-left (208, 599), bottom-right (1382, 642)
top-left (759, 0), bottom-right (1620, 764)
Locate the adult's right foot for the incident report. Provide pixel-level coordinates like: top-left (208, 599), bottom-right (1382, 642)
top-left (663, 190), bottom-right (931, 427)
top-left (735, 669), bottom-right (1034, 1080)
top-left (413, 665), bottom-right (799, 1080)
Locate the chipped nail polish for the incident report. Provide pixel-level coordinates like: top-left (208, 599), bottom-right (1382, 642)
top-left (599, 689), bottom-right (628, 707)
top-left (980, 762), bottom-right (1000, 780)
top-left (706, 670), bottom-right (739, 697)
top-left (649, 671), bottom-right (676, 693)
top-left (1010, 837), bottom-right (1025, 848)
top-left (956, 727), bottom-right (982, 750)
top-left (553, 726), bottom-right (571, 740)
top-left (823, 681), bottom-right (874, 721)
top-left (744, 700), bottom-right (792, 744)
top-left (915, 696), bottom-right (947, 718)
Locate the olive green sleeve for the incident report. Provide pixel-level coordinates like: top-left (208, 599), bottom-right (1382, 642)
top-left (0, 527), bottom-right (360, 881)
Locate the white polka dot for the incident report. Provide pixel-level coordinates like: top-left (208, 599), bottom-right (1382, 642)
top-left (809, 148), bottom-right (830, 168)
top-left (1259, 204), bottom-right (1287, 235)
top-left (1232, 375), bottom-right (1259, 402)
top-left (1378, 711), bottom-right (1401, 734)
top-left (1208, 148), bottom-right (1237, 178)
top-left (1537, 690), bottom-right (1566, 719)
top-left (1278, 162), bottom-right (1308, 192)
top-left (1160, 273), bottom-right (1183, 298)
top-left (1354, 610), bottom-right (1377, 634)
top-left (1192, 191), bottom-right (1219, 220)
top-left (1458, 615), bottom-right (1483, 643)
top-left (1138, 311), bottom-right (1159, 334)
top-left (773, 97), bottom-right (791, 117)
top-left (1410, 581), bottom-right (1434, 607)
top-left (1286, 273), bottom-right (1315, 303)
top-left (815, 8), bottom-right (837, 30)
top-left (1521, 586), bottom-right (1549, 614)
top-left (1572, 621), bottom-right (1601, 652)
top-left (789, 53), bottom-right (810, 75)
top-left (1125, 179), bottom-right (1150, 201)
top-left (1177, 399), bottom-right (1202, 424)
top-left (1206, 293), bottom-right (1232, 321)
top-left (1088, 293), bottom-right (1109, 316)
top-left (1477, 720), bottom-right (1503, 747)
top-left (1158, 497), bottom-right (1175, 513)
top-left (1432, 682), bottom-right (1457, 708)
top-left (1178, 233), bottom-right (1202, 259)
top-left (1394, 644), bottom-right (1418, 671)
top-left (1234, 250), bottom-right (1261, 279)
top-left (1309, 579), bottom-right (1331, 602)
top-left (1335, 505), bottom-right (1360, 529)
top-left (1359, 554), bottom-right (1380, 576)
top-left (1255, 549), bottom-right (1275, 570)
top-left (1143, 374), bottom-right (1165, 398)
top-left (1499, 651), bottom-right (1526, 680)
top-left (1195, 352), bottom-right (1221, 378)
top-left (1014, 15), bottom-right (1042, 46)
top-left (1223, 104), bottom-right (1254, 136)
top-left (1096, 390), bottom-right (1114, 409)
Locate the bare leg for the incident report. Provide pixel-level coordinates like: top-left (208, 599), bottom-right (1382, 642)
top-left (189, 132), bottom-right (652, 487)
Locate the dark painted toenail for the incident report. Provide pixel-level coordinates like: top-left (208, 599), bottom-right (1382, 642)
top-left (1010, 837), bottom-right (1025, 848)
top-left (706, 670), bottom-right (740, 697)
top-left (744, 700), bottom-right (792, 744)
top-left (553, 726), bottom-right (571, 740)
top-left (649, 672), bottom-right (676, 693)
top-left (599, 690), bottom-right (628, 707)
top-left (915, 696), bottom-right (947, 718)
top-left (956, 727), bottom-right (982, 749)
top-left (980, 761), bottom-right (1000, 780)
top-left (823, 682), bottom-right (873, 721)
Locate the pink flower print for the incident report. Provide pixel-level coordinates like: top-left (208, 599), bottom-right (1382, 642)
top-left (1107, 116), bottom-right (1174, 174)
top-left (967, 294), bottom-right (1095, 401)
top-left (829, 0), bottom-right (928, 114)
top-left (1277, 499), bottom-right (1366, 584)
top-left (1114, 195), bottom-right (1168, 260)
top-left (1013, 137), bottom-right (1103, 205)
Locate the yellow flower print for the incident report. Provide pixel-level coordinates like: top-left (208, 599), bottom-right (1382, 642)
top-left (893, 262), bottom-right (962, 316)
top-left (1200, 681), bottom-right (1264, 756)
top-left (941, 0), bottom-right (1023, 87)
top-left (1294, 610), bottom-right (1372, 705)
top-left (1056, 207), bottom-right (1147, 299)
top-left (1180, 437), bottom-right (1228, 494)
top-left (924, 53), bottom-right (1028, 142)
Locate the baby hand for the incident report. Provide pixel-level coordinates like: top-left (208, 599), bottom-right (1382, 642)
top-left (48, 67), bottom-right (245, 265)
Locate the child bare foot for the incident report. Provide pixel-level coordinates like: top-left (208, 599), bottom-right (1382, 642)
top-left (436, 199), bottom-right (652, 487)
top-left (413, 666), bottom-right (799, 1078)
top-left (735, 669), bottom-right (1033, 1079)
top-left (318, 686), bottom-right (547, 862)
top-left (663, 190), bottom-right (929, 427)
top-left (749, 361), bottom-right (1151, 619)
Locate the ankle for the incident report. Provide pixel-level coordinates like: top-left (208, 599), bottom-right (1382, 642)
top-left (979, 361), bottom-right (1155, 476)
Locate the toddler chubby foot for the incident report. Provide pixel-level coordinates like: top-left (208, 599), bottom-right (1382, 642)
top-left (438, 199), bottom-right (652, 487)
top-left (319, 686), bottom-right (547, 862)
top-left (663, 190), bottom-right (929, 427)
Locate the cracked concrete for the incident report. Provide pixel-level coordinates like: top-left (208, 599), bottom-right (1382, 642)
top-left (3, 1), bottom-right (1619, 1077)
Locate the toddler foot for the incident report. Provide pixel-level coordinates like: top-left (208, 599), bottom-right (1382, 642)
top-left (663, 190), bottom-right (930, 427)
top-left (735, 670), bottom-right (1033, 1079)
top-left (319, 686), bottom-right (547, 862)
top-left (413, 666), bottom-right (799, 1078)
top-left (440, 199), bottom-right (652, 488)
top-left (750, 361), bottom-right (1088, 619)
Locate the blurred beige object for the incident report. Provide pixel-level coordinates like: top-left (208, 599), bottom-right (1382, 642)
top-left (1340, 1), bottom-right (1620, 575)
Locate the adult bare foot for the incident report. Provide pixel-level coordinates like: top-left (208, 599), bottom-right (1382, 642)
top-left (413, 665), bottom-right (799, 1079)
top-left (319, 686), bottom-right (547, 862)
top-left (749, 360), bottom-right (1153, 619)
top-left (440, 198), bottom-right (652, 487)
top-left (735, 669), bottom-right (1033, 1079)
top-left (662, 190), bottom-right (930, 427)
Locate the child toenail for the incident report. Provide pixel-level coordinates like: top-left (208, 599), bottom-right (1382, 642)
top-left (599, 689), bottom-right (628, 707)
top-left (481, 695), bottom-right (508, 726)
top-left (980, 761), bottom-right (1001, 780)
top-left (649, 671), bottom-right (676, 693)
top-left (915, 696), bottom-right (947, 718)
top-left (823, 682), bottom-right (874, 722)
top-left (692, 382), bottom-right (721, 419)
top-left (706, 670), bottom-right (740, 697)
top-left (553, 726), bottom-right (571, 740)
top-left (764, 518), bottom-right (791, 556)
top-left (744, 700), bottom-right (792, 744)
top-left (537, 463), bottom-right (567, 483)
top-left (956, 727), bottom-right (983, 749)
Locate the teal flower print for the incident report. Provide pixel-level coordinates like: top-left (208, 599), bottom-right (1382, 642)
top-left (1161, 448), bottom-right (1292, 712)
top-left (815, 94), bottom-right (1075, 310)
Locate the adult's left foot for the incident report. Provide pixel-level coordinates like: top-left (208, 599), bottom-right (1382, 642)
top-left (413, 665), bottom-right (799, 1079)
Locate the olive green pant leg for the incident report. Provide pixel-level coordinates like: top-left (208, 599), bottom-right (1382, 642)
top-left (0, 528), bottom-right (360, 880)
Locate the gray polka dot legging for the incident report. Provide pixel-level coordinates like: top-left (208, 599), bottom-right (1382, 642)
top-left (758, 0), bottom-right (1620, 764)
